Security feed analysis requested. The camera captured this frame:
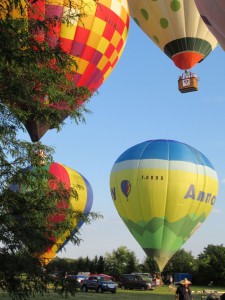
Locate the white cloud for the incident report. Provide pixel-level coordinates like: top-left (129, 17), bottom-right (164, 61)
top-left (211, 207), bottom-right (222, 214)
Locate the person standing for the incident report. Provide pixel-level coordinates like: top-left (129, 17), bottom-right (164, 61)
top-left (175, 278), bottom-right (193, 300)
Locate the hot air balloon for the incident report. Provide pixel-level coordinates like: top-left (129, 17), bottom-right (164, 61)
top-left (127, 0), bottom-right (218, 93)
top-left (10, 162), bottom-right (93, 265)
top-left (194, 1), bottom-right (225, 50)
top-left (5, 0), bottom-right (130, 142)
top-left (110, 139), bottom-right (218, 271)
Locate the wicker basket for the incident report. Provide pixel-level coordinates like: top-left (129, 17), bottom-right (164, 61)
top-left (178, 76), bottom-right (198, 93)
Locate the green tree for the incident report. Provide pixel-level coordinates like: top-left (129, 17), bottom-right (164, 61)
top-left (141, 256), bottom-right (159, 274)
top-left (160, 249), bottom-right (198, 284)
top-left (88, 255), bottom-right (106, 274)
top-left (197, 244), bottom-right (225, 286)
top-left (104, 246), bottom-right (139, 280)
top-left (0, 0), bottom-right (93, 142)
top-left (164, 249), bottom-right (197, 275)
top-left (0, 0), bottom-right (101, 298)
top-left (0, 106), bottom-right (101, 299)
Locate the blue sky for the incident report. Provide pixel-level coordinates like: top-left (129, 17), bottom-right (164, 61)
top-left (20, 18), bottom-right (225, 262)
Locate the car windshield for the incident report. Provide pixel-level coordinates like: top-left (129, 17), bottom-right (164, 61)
top-left (139, 275), bottom-right (152, 282)
top-left (98, 276), bottom-right (112, 281)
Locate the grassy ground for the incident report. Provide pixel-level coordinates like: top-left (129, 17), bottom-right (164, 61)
top-left (1, 285), bottom-right (224, 300)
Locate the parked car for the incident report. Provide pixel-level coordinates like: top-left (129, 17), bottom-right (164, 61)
top-left (66, 274), bottom-right (88, 287)
top-left (118, 274), bottom-right (155, 291)
top-left (88, 273), bottom-right (115, 281)
top-left (80, 275), bottom-right (117, 293)
top-left (131, 272), bottom-right (153, 280)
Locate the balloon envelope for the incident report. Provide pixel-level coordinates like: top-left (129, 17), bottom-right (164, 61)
top-left (42, 162), bottom-right (93, 264)
top-left (10, 0), bottom-right (130, 141)
top-left (110, 139), bottom-right (218, 271)
top-left (10, 162), bottom-right (93, 265)
top-left (194, 0), bottom-right (225, 50)
top-left (127, 0), bottom-right (217, 70)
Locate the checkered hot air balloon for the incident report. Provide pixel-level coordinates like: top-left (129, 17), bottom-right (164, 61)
top-left (5, 0), bottom-right (130, 141)
top-left (110, 139), bottom-right (219, 271)
top-left (10, 162), bottom-right (93, 265)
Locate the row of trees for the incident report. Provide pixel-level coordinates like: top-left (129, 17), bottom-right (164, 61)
top-left (47, 244), bottom-right (225, 287)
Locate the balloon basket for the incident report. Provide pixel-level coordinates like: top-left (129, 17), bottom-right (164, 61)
top-left (178, 76), bottom-right (198, 93)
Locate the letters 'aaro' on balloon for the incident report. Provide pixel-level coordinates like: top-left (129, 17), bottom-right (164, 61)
top-left (12, 0), bottom-right (130, 142)
top-left (110, 139), bottom-right (219, 271)
top-left (194, 0), bottom-right (225, 50)
top-left (127, 0), bottom-right (217, 70)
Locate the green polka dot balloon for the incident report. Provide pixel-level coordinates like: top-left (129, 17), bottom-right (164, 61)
top-left (127, 0), bottom-right (217, 70)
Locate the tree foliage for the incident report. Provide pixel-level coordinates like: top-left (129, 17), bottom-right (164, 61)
top-left (0, 0), bottom-right (101, 298)
top-left (197, 244), bottom-right (225, 286)
top-left (0, 102), bottom-right (101, 300)
top-left (164, 249), bottom-right (197, 275)
top-left (104, 246), bottom-right (139, 280)
top-left (141, 256), bottom-right (160, 274)
top-left (47, 244), bottom-right (225, 288)
top-left (0, 0), bottom-right (94, 139)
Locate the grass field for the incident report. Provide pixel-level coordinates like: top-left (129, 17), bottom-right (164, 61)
top-left (1, 285), bottom-right (223, 300)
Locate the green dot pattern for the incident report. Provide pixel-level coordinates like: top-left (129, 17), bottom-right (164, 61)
top-left (160, 18), bottom-right (168, 29)
top-left (153, 35), bottom-right (159, 44)
top-left (141, 8), bottom-right (149, 20)
top-left (136, 0), bottom-right (181, 45)
top-left (134, 18), bottom-right (140, 27)
top-left (171, 0), bottom-right (181, 12)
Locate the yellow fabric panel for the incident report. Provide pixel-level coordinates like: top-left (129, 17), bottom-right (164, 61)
top-left (104, 67), bottom-right (113, 80)
top-left (76, 0), bottom-right (96, 31)
top-left (60, 22), bottom-right (77, 40)
top-left (47, 0), bottom-right (64, 5)
top-left (74, 58), bottom-right (89, 73)
top-left (97, 52), bottom-right (109, 69)
top-left (96, 37), bottom-right (110, 54)
top-left (111, 0), bottom-right (123, 15)
top-left (65, 166), bottom-right (87, 212)
top-left (86, 31), bottom-right (102, 49)
top-left (111, 30), bottom-right (122, 47)
top-left (109, 50), bottom-right (118, 65)
top-left (111, 168), bottom-right (218, 223)
top-left (120, 2), bottom-right (130, 23)
top-left (91, 17), bottom-right (106, 36)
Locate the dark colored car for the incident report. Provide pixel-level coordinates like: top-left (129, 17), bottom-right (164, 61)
top-left (80, 275), bottom-right (117, 293)
top-left (88, 274), bottom-right (115, 281)
top-left (118, 274), bottom-right (155, 291)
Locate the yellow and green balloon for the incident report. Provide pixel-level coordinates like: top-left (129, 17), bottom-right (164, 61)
top-left (110, 139), bottom-right (218, 271)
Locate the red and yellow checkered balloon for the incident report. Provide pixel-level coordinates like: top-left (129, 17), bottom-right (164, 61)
top-left (9, 0), bottom-right (130, 141)
top-left (15, 0), bottom-right (130, 92)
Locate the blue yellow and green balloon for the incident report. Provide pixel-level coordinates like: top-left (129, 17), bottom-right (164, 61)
top-left (110, 139), bottom-right (218, 271)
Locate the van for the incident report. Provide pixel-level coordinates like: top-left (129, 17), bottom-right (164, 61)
top-left (118, 274), bottom-right (155, 291)
top-left (131, 272), bottom-right (153, 280)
